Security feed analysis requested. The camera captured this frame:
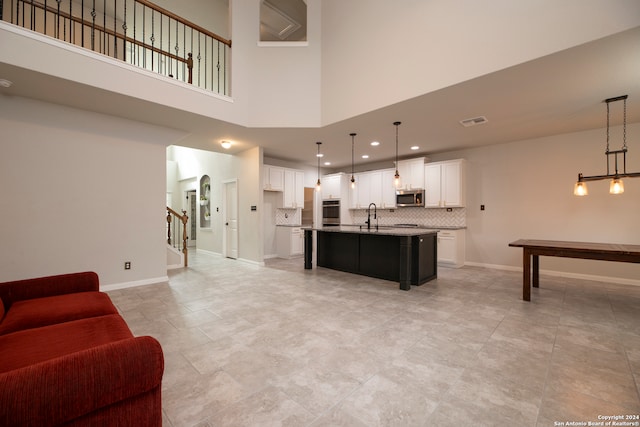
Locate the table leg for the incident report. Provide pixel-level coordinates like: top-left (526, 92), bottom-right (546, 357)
top-left (532, 255), bottom-right (539, 288)
top-left (523, 249), bottom-right (531, 301)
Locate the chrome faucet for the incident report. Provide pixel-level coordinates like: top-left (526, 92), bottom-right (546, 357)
top-left (366, 203), bottom-right (377, 230)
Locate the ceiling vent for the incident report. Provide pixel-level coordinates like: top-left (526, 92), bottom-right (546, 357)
top-left (261, 1), bottom-right (301, 40)
top-left (459, 116), bottom-right (488, 127)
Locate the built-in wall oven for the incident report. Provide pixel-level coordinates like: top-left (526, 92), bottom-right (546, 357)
top-left (322, 200), bottom-right (340, 226)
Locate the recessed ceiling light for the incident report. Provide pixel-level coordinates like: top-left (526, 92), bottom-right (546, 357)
top-left (324, 161), bottom-right (331, 166)
top-left (370, 141), bottom-right (380, 146)
top-left (0, 79), bottom-right (13, 88)
top-left (361, 155), bottom-right (369, 159)
top-left (410, 146), bottom-right (419, 150)
top-left (220, 140), bottom-right (232, 149)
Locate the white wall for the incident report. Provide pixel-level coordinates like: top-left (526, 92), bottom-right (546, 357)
top-left (428, 123), bottom-right (640, 283)
top-left (320, 0), bottom-right (640, 125)
top-left (0, 96), bottom-right (181, 286)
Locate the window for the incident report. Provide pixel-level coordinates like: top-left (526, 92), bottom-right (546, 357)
top-left (259, 0), bottom-right (307, 42)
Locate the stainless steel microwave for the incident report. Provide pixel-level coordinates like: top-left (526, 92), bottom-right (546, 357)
top-left (396, 189), bottom-right (425, 207)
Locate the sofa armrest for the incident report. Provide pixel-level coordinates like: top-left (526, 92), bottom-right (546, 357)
top-left (0, 271), bottom-right (99, 309)
top-left (0, 336), bottom-right (164, 427)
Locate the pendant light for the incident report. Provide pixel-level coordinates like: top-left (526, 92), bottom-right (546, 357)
top-left (350, 133), bottom-right (356, 189)
top-left (315, 141), bottom-right (322, 192)
top-left (574, 95), bottom-right (640, 195)
top-left (393, 121), bottom-right (402, 188)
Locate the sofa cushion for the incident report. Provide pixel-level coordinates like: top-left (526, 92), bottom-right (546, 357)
top-left (0, 291), bottom-right (118, 336)
top-left (0, 296), bottom-right (4, 323)
top-left (0, 314), bottom-right (134, 373)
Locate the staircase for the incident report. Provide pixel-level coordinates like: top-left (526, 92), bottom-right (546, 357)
top-left (167, 206), bottom-right (188, 268)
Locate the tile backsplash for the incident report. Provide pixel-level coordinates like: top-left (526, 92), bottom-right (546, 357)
top-left (276, 209), bottom-right (301, 225)
top-left (349, 207), bottom-right (466, 228)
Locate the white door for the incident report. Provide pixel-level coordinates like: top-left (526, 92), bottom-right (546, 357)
top-left (224, 180), bottom-right (238, 259)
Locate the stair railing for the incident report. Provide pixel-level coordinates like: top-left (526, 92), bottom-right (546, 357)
top-left (166, 206), bottom-right (188, 267)
top-left (4, 0), bottom-right (231, 95)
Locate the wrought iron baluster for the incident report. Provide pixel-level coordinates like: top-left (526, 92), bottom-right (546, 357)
top-left (159, 12), bottom-right (163, 74)
top-left (91, 0), bottom-right (95, 51)
top-left (175, 18), bottom-right (179, 80)
top-left (167, 16), bottom-right (171, 76)
top-left (142, 5), bottom-right (147, 68)
top-left (122, 0), bottom-right (127, 62)
top-left (217, 42), bottom-right (220, 94)
top-left (150, 8), bottom-right (155, 71)
top-left (112, 0), bottom-right (116, 57)
top-left (30, 0), bottom-right (34, 32)
top-left (181, 21), bottom-right (186, 80)
top-left (223, 42), bottom-right (227, 95)
top-left (68, 0), bottom-right (72, 44)
top-left (56, 0), bottom-right (61, 39)
top-left (204, 36), bottom-right (207, 90)
top-left (197, 31), bottom-right (201, 87)
top-left (102, 0), bottom-right (106, 55)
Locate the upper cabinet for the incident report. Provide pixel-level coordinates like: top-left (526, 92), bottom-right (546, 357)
top-left (396, 157), bottom-right (426, 190)
top-left (321, 173), bottom-right (344, 200)
top-left (350, 169), bottom-right (396, 209)
top-left (264, 165), bottom-right (285, 191)
top-left (283, 169), bottom-right (305, 208)
top-left (424, 159), bottom-right (466, 208)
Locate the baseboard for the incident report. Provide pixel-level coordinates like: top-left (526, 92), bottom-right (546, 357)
top-left (195, 249), bottom-right (265, 266)
top-left (101, 276), bottom-right (169, 291)
top-left (195, 249), bottom-right (221, 257)
top-left (238, 258), bottom-right (265, 267)
top-left (463, 261), bottom-right (640, 287)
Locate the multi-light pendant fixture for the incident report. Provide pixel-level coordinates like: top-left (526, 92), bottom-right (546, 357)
top-left (574, 95), bottom-right (639, 196)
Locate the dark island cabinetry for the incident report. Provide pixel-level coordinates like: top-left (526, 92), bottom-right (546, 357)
top-left (314, 228), bottom-right (437, 290)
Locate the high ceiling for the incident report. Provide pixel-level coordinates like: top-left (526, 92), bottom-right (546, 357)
top-left (1, 26), bottom-right (639, 171)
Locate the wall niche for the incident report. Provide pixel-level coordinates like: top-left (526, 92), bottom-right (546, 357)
top-left (200, 175), bottom-right (211, 228)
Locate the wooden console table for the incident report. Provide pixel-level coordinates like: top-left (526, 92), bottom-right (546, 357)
top-left (509, 239), bottom-right (640, 301)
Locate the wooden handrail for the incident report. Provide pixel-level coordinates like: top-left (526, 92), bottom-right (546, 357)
top-left (135, 0), bottom-right (231, 47)
top-left (167, 207), bottom-right (189, 267)
top-left (19, 0), bottom-right (195, 64)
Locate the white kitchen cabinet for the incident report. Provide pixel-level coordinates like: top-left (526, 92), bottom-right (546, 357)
top-left (380, 169), bottom-right (397, 208)
top-left (437, 229), bottom-right (465, 268)
top-left (424, 159), bottom-right (466, 208)
top-left (350, 171), bottom-right (372, 209)
top-left (283, 169), bottom-right (304, 208)
top-left (264, 165), bottom-right (284, 191)
top-left (396, 157), bottom-right (425, 190)
top-left (350, 171), bottom-right (389, 209)
top-left (276, 226), bottom-right (303, 258)
top-left (321, 174), bottom-right (343, 200)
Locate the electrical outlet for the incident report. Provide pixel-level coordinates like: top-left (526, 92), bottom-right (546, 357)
top-left (124, 261), bottom-right (131, 270)
top-left (480, 205), bottom-right (485, 211)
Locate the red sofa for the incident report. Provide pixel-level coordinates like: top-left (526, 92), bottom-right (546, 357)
top-left (0, 272), bottom-right (164, 427)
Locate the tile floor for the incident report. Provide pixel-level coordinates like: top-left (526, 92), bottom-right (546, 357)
top-left (107, 251), bottom-right (640, 427)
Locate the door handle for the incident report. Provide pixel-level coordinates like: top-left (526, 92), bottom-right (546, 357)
top-left (225, 222), bottom-right (229, 226)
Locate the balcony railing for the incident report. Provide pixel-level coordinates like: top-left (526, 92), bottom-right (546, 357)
top-left (2, 0), bottom-right (231, 96)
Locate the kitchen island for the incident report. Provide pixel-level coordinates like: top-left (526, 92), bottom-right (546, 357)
top-left (304, 226), bottom-right (438, 290)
